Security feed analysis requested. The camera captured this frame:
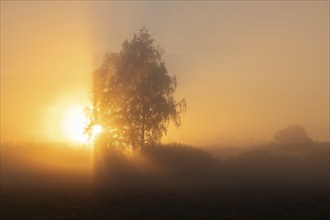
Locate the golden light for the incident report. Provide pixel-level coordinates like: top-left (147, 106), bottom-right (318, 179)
top-left (90, 125), bottom-right (103, 142)
top-left (61, 105), bottom-right (89, 144)
top-left (60, 104), bottom-right (104, 145)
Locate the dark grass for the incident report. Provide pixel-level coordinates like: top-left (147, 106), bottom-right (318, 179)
top-left (1, 142), bottom-right (329, 219)
top-left (1, 185), bottom-right (329, 220)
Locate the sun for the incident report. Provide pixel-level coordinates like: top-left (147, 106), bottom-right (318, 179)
top-left (61, 105), bottom-right (103, 144)
top-left (61, 105), bottom-right (88, 143)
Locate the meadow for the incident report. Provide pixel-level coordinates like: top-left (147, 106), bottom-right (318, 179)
top-left (1, 142), bottom-right (329, 219)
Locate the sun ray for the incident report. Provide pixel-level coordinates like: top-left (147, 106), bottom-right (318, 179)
top-left (61, 105), bottom-right (89, 144)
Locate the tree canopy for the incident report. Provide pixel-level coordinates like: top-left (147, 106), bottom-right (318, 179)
top-left (273, 125), bottom-right (313, 146)
top-left (86, 27), bottom-right (186, 150)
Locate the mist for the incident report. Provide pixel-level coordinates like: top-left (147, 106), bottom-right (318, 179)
top-left (1, 1), bottom-right (329, 144)
top-left (1, 1), bottom-right (329, 219)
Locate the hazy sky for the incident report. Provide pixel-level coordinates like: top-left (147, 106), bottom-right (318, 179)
top-left (1, 1), bottom-right (329, 145)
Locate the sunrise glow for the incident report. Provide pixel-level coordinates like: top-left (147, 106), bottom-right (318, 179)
top-left (61, 105), bottom-right (89, 144)
top-left (1, 2), bottom-right (328, 219)
top-left (90, 125), bottom-right (103, 142)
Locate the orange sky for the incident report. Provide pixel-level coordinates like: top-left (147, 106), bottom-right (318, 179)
top-left (1, 1), bottom-right (329, 145)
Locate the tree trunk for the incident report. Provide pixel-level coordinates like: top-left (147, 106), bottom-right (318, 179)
top-left (130, 122), bottom-right (137, 151)
top-left (140, 99), bottom-right (147, 149)
top-left (141, 122), bottom-right (145, 149)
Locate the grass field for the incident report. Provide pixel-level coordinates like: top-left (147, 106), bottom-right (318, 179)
top-left (1, 185), bottom-right (329, 219)
top-left (1, 142), bottom-right (329, 219)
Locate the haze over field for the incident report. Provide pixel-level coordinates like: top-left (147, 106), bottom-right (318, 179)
top-left (1, 1), bottom-right (328, 145)
top-left (1, 2), bottom-right (329, 220)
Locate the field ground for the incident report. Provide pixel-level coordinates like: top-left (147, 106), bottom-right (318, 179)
top-left (1, 185), bottom-right (329, 220)
top-left (1, 143), bottom-right (329, 219)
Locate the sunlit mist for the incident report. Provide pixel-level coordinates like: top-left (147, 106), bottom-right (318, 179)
top-left (1, 1), bottom-right (329, 219)
top-left (60, 104), bottom-right (104, 145)
top-left (89, 125), bottom-right (103, 143)
top-left (1, 1), bottom-right (328, 145)
top-left (61, 105), bottom-right (89, 144)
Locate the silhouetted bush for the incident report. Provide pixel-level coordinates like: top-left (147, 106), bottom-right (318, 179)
top-left (94, 143), bottom-right (221, 189)
top-left (141, 143), bottom-right (219, 178)
top-left (224, 148), bottom-right (329, 186)
top-left (2, 141), bottom-right (329, 190)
